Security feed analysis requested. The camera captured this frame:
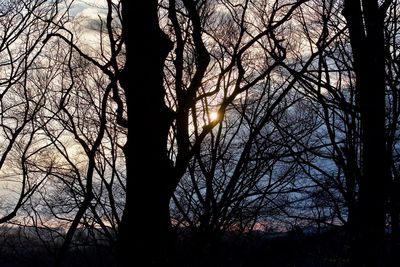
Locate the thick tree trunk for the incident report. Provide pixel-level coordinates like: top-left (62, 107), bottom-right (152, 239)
top-left (343, 1), bottom-right (390, 266)
top-left (117, 1), bottom-right (175, 266)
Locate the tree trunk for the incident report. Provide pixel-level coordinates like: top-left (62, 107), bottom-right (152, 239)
top-left (343, 1), bottom-right (390, 266)
top-left (117, 1), bottom-right (175, 266)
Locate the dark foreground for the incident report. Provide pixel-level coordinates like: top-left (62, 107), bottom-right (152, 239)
top-left (0, 226), bottom-right (399, 267)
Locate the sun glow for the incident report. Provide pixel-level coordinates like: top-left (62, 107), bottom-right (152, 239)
top-left (209, 111), bottom-right (219, 121)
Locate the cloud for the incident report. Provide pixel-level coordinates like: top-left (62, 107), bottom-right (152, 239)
top-left (68, 0), bottom-right (107, 20)
top-left (58, 1), bottom-right (116, 53)
top-left (66, 1), bottom-right (108, 44)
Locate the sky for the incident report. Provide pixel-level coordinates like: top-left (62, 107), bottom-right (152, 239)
top-left (69, 0), bottom-right (106, 18)
top-left (65, 0), bottom-right (109, 50)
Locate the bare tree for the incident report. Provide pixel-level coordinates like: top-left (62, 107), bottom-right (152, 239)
top-left (342, 0), bottom-right (392, 266)
top-left (0, 0), bottom-right (64, 224)
top-left (118, 0), bottom-right (308, 265)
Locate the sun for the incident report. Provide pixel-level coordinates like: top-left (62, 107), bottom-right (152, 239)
top-left (209, 111), bottom-right (219, 121)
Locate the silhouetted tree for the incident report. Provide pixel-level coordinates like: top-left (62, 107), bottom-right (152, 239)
top-left (343, 0), bottom-right (392, 266)
top-left (116, 0), bottom-right (176, 266)
top-left (382, 1), bottom-right (400, 263)
top-left (280, 0), bottom-right (361, 231)
top-left (117, 0), bottom-right (307, 265)
top-left (0, 0), bottom-right (62, 224)
top-left (168, 1), bottom-right (357, 265)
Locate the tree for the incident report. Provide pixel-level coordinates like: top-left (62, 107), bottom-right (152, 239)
top-left (342, 0), bottom-right (392, 266)
top-left (169, 0), bottom-right (351, 255)
top-left (384, 0), bottom-right (400, 256)
top-left (117, 1), bottom-right (176, 266)
top-left (281, 0), bottom-right (361, 233)
top-left (0, 0), bottom-right (63, 224)
top-left (117, 0), bottom-right (307, 265)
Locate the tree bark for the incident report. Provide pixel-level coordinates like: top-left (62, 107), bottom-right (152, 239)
top-left (117, 1), bottom-right (175, 266)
